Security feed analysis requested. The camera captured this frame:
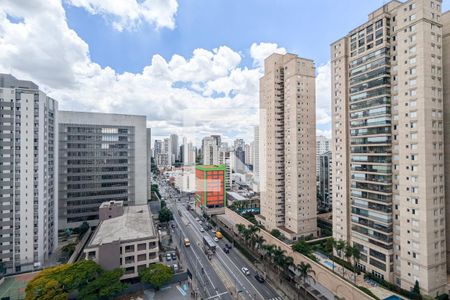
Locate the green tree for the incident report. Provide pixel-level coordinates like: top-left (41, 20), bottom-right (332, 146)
top-left (160, 200), bottom-right (167, 209)
top-left (270, 229), bottom-right (282, 239)
top-left (159, 207), bottom-right (173, 222)
top-left (78, 268), bottom-right (126, 300)
top-left (78, 221), bottom-right (90, 237)
top-left (25, 260), bottom-right (102, 300)
top-left (292, 240), bottom-right (312, 257)
top-left (335, 239), bottom-right (346, 258)
top-left (295, 262), bottom-right (316, 298)
top-left (344, 242), bottom-right (353, 262)
top-left (411, 280), bottom-right (422, 300)
top-left (323, 237), bottom-right (335, 255)
top-left (139, 263), bottom-right (173, 290)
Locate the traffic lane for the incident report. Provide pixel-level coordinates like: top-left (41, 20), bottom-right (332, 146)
top-left (215, 237), bottom-right (280, 299)
top-left (171, 205), bottom-right (232, 300)
top-left (179, 206), bottom-right (265, 300)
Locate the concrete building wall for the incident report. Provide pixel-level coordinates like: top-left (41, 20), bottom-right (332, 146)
top-left (258, 53), bottom-right (317, 240)
top-left (0, 74), bottom-right (58, 273)
top-left (58, 111), bottom-right (148, 229)
top-left (332, 0), bottom-right (448, 295)
top-left (443, 9), bottom-right (450, 275)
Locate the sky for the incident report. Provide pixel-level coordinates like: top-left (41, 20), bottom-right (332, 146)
top-left (1, 0), bottom-right (449, 145)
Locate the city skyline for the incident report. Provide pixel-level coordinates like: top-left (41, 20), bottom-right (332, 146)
top-left (7, 1), bottom-right (444, 143)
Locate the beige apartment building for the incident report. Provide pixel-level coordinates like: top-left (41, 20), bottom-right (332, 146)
top-left (332, 0), bottom-right (449, 296)
top-left (84, 202), bottom-right (159, 280)
top-left (257, 53), bottom-right (317, 240)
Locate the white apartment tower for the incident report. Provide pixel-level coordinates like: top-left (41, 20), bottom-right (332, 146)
top-left (316, 135), bottom-right (330, 176)
top-left (202, 136), bottom-right (219, 165)
top-left (332, 0), bottom-right (448, 295)
top-left (257, 53), bottom-right (317, 240)
top-left (0, 74), bottom-right (58, 273)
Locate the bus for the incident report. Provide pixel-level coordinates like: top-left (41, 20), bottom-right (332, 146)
top-left (203, 235), bottom-right (216, 254)
top-left (184, 238), bottom-right (190, 247)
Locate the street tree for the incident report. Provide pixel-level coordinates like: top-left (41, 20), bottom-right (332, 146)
top-left (139, 263), bottom-right (173, 290)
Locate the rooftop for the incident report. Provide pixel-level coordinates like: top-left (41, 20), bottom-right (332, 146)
top-left (227, 191), bottom-right (247, 201)
top-left (196, 164), bottom-right (226, 171)
top-left (99, 200), bottom-right (123, 209)
top-left (89, 205), bottom-right (156, 246)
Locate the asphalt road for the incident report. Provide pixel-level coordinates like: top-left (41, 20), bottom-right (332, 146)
top-left (158, 177), bottom-right (282, 300)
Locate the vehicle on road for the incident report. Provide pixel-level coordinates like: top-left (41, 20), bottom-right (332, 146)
top-left (255, 273), bottom-right (265, 283)
top-left (225, 243), bottom-right (232, 249)
top-left (203, 235), bottom-right (217, 254)
top-left (184, 238), bottom-right (191, 247)
top-left (214, 237), bottom-right (219, 242)
top-left (241, 267), bottom-right (250, 276)
top-left (223, 247), bottom-right (229, 254)
top-left (215, 231), bottom-right (223, 239)
top-left (171, 253), bottom-right (177, 260)
top-left (200, 228), bottom-right (205, 232)
top-left (166, 253), bottom-right (172, 261)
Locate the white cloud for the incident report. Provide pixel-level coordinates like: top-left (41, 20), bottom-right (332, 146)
top-left (0, 0), bottom-right (331, 144)
top-left (250, 42), bottom-right (286, 67)
top-left (0, 0), bottom-right (259, 143)
top-left (315, 62), bottom-right (331, 125)
top-left (65, 0), bottom-right (178, 31)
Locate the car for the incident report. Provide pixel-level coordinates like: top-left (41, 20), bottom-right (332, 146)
top-left (225, 243), bottom-right (232, 249)
top-left (211, 229), bottom-right (216, 233)
top-left (200, 228), bottom-right (205, 232)
top-left (223, 247), bottom-right (229, 254)
top-left (171, 223), bottom-right (176, 228)
top-left (172, 264), bottom-right (179, 272)
top-left (171, 253), bottom-right (177, 260)
top-left (166, 254), bottom-right (172, 261)
top-left (241, 267), bottom-right (250, 276)
top-left (255, 273), bottom-right (265, 283)
top-left (214, 237), bottom-right (219, 242)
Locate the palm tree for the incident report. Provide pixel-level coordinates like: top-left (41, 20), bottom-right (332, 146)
top-left (273, 247), bottom-right (287, 274)
top-left (262, 244), bottom-right (275, 262)
top-left (344, 242), bottom-right (353, 262)
top-left (254, 235), bottom-right (266, 252)
top-left (295, 262), bottom-right (316, 299)
top-left (236, 224), bottom-right (246, 237)
top-left (335, 240), bottom-right (346, 258)
top-left (351, 246), bottom-right (361, 283)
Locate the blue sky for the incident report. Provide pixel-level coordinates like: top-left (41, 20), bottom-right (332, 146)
top-left (64, 0), bottom-right (401, 73)
top-left (2, 0), bottom-right (449, 144)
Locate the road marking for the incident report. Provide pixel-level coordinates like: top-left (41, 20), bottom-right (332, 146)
top-left (178, 204), bottom-right (266, 300)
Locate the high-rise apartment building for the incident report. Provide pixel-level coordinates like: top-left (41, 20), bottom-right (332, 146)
top-left (318, 151), bottom-right (332, 210)
top-left (254, 126), bottom-right (260, 184)
top-left (182, 137), bottom-right (196, 166)
top-left (316, 135), bottom-right (330, 176)
top-left (169, 134), bottom-right (178, 164)
top-left (202, 136), bottom-right (219, 165)
top-left (332, 0), bottom-right (448, 295)
top-left (58, 111), bottom-right (148, 229)
top-left (147, 128), bottom-right (152, 200)
top-left (0, 74), bottom-right (58, 273)
top-left (257, 53), bottom-right (317, 240)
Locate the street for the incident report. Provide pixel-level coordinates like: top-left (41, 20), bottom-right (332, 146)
top-left (157, 176), bottom-right (283, 300)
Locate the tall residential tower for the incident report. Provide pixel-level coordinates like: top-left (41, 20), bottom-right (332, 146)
top-left (257, 53), bottom-right (317, 240)
top-left (0, 74), bottom-right (58, 273)
top-left (332, 0), bottom-right (448, 295)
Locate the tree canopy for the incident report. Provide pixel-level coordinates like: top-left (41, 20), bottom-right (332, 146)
top-left (159, 207), bottom-right (173, 222)
top-left (25, 260), bottom-right (124, 300)
top-left (139, 263), bottom-right (173, 290)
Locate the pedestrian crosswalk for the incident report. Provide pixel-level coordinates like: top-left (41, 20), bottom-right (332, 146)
top-left (268, 297), bottom-right (283, 300)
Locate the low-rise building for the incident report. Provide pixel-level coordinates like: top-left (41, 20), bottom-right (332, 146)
top-left (84, 202), bottom-right (159, 279)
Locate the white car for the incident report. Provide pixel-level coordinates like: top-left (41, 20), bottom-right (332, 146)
top-left (200, 228), bottom-right (205, 232)
top-left (214, 237), bottom-right (219, 242)
top-left (241, 267), bottom-right (250, 276)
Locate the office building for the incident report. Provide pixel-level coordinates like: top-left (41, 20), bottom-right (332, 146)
top-left (257, 53), bottom-right (317, 240)
top-left (84, 202), bottom-right (159, 280)
top-left (318, 151), bottom-right (332, 210)
top-left (0, 74), bottom-right (58, 273)
top-left (195, 165), bottom-right (227, 215)
top-left (182, 137), bottom-right (196, 166)
top-left (58, 111), bottom-right (148, 229)
top-left (316, 135), bottom-right (330, 176)
top-left (444, 9), bottom-right (450, 277)
top-left (332, 0), bottom-right (448, 294)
